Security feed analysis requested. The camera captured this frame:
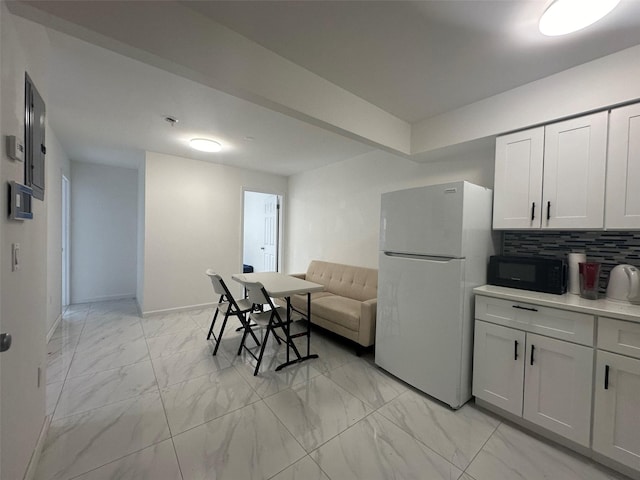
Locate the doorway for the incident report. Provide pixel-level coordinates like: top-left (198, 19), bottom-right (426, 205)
top-left (62, 174), bottom-right (70, 307)
top-left (242, 190), bottom-right (282, 273)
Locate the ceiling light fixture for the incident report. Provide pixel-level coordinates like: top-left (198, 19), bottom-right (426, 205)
top-left (539, 0), bottom-right (620, 36)
top-left (190, 138), bottom-right (222, 153)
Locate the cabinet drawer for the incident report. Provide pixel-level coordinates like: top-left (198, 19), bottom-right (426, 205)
top-left (598, 317), bottom-right (640, 359)
top-left (475, 296), bottom-right (594, 346)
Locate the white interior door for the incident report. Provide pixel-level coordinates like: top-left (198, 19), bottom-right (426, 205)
top-left (262, 195), bottom-right (277, 272)
top-left (62, 175), bottom-right (70, 307)
top-left (242, 191), bottom-right (280, 273)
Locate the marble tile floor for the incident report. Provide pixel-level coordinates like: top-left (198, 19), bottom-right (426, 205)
top-left (39, 298), bottom-right (630, 480)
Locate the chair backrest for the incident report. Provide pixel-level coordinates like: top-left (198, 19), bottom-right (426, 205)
top-left (206, 269), bottom-right (228, 297)
top-left (243, 281), bottom-right (271, 307)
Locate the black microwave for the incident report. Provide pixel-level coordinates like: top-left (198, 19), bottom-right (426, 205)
top-left (487, 256), bottom-right (568, 295)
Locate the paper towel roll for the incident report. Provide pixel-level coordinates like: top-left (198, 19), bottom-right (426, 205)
top-left (568, 253), bottom-right (586, 295)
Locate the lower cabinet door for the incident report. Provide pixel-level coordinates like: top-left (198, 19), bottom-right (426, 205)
top-left (593, 351), bottom-right (640, 471)
top-left (523, 334), bottom-right (593, 446)
top-left (473, 321), bottom-right (525, 416)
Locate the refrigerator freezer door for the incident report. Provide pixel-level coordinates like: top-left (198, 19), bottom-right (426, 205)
top-left (375, 252), bottom-right (467, 408)
top-left (380, 182), bottom-right (464, 257)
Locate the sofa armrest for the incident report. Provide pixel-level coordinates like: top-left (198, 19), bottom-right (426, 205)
top-left (358, 298), bottom-right (377, 347)
top-left (290, 273), bottom-right (306, 279)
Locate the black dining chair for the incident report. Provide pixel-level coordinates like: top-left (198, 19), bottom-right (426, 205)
top-left (242, 280), bottom-right (302, 375)
top-left (205, 270), bottom-right (261, 356)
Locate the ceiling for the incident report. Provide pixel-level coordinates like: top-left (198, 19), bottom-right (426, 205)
top-left (11, 1), bottom-right (640, 174)
top-left (185, 0), bottom-right (640, 123)
top-left (45, 30), bottom-right (374, 174)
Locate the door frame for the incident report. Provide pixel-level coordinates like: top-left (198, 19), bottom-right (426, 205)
top-left (241, 187), bottom-right (284, 273)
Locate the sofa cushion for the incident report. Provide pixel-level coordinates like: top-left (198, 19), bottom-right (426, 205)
top-left (306, 260), bottom-right (377, 302)
top-left (311, 295), bottom-right (361, 332)
top-left (289, 291), bottom-right (333, 312)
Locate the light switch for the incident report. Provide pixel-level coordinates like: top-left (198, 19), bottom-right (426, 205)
top-left (12, 243), bottom-right (20, 271)
top-left (6, 136), bottom-right (25, 162)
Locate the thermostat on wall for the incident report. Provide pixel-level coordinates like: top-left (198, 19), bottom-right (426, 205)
top-left (6, 135), bottom-right (25, 162)
top-left (9, 181), bottom-right (33, 220)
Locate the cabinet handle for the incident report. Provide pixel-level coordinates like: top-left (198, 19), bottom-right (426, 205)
top-left (531, 202), bottom-right (535, 221)
top-left (604, 365), bottom-right (610, 390)
top-left (530, 345), bottom-right (535, 365)
top-left (514, 340), bottom-right (519, 360)
top-left (547, 201), bottom-right (551, 220)
top-left (512, 305), bottom-right (538, 312)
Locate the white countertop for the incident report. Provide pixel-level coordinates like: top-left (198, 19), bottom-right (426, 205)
top-left (474, 285), bottom-right (640, 323)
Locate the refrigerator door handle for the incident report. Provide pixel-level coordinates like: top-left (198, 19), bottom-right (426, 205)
top-left (383, 252), bottom-right (459, 262)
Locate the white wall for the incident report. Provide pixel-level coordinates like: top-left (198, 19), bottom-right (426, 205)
top-left (141, 151), bottom-right (287, 314)
top-left (412, 43), bottom-right (640, 155)
top-left (0, 7), bottom-right (49, 479)
top-left (285, 148), bottom-right (495, 273)
top-left (46, 132), bottom-right (71, 336)
top-left (70, 161), bottom-right (138, 303)
top-left (136, 159), bottom-right (145, 311)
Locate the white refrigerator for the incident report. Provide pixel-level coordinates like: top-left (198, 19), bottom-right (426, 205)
top-left (375, 181), bottom-right (495, 409)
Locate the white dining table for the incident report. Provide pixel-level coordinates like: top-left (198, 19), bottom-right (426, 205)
top-left (232, 272), bottom-right (324, 371)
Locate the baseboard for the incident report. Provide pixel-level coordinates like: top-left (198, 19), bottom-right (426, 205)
top-left (23, 415), bottom-right (50, 480)
top-left (592, 452), bottom-right (640, 480)
top-left (141, 302), bottom-right (216, 318)
top-left (474, 399), bottom-right (638, 479)
top-left (475, 399), bottom-right (592, 456)
top-left (46, 314), bottom-right (62, 343)
top-left (72, 293), bottom-right (135, 304)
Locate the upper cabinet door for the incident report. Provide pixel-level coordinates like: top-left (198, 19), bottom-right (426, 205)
top-left (606, 103), bottom-right (640, 230)
top-left (493, 127), bottom-right (544, 229)
top-left (543, 112), bottom-right (608, 229)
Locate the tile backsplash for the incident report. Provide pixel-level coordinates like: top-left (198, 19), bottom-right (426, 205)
top-left (502, 231), bottom-right (640, 293)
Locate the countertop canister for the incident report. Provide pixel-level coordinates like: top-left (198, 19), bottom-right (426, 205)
top-left (568, 253), bottom-right (586, 295)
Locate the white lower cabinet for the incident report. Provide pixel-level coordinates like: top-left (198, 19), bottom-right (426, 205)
top-left (473, 321), bottom-right (593, 446)
top-left (474, 289), bottom-right (640, 478)
top-left (593, 351), bottom-right (640, 470)
top-left (473, 321), bottom-right (525, 416)
top-left (523, 334), bottom-right (593, 446)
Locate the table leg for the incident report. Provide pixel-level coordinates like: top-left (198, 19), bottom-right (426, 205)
top-left (286, 297), bottom-right (291, 364)
top-left (275, 292), bottom-right (318, 371)
top-left (306, 292), bottom-right (311, 356)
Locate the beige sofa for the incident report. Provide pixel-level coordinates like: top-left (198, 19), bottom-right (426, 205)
top-left (282, 260), bottom-right (378, 351)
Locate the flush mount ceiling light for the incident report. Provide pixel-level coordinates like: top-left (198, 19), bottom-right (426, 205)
top-left (190, 138), bottom-right (222, 152)
top-left (539, 0), bottom-right (620, 36)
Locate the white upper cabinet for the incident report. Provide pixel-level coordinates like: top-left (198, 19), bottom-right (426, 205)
top-left (606, 103), bottom-right (640, 229)
top-left (493, 111), bottom-right (608, 230)
top-left (543, 112), bottom-right (608, 229)
top-left (493, 127), bottom-right (544, 229)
